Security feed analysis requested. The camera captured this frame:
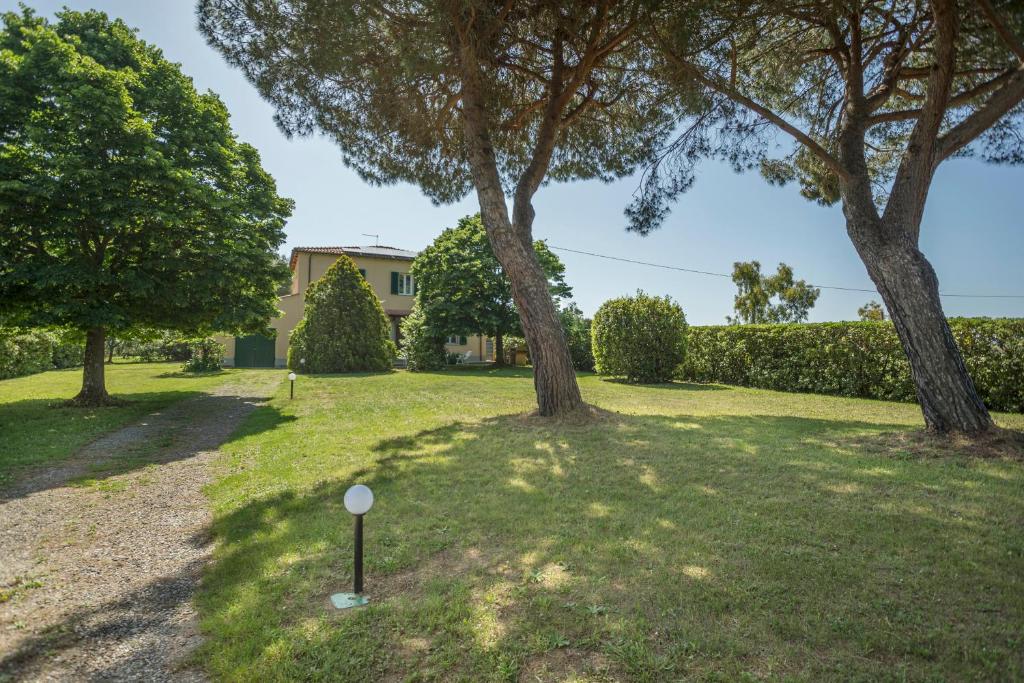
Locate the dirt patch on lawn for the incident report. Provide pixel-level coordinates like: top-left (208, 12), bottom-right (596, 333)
top-left (846, 426), bottom-right (1024, 461)
top-left (0, 373), bottom-right (280, 682)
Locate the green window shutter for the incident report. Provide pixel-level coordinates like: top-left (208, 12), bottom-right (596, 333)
top-left (460, 335), bottom-right (467, 345)
top-left (390, 271), bottom-right (399, 294)
top-left (359, 268), bottom-right (366, 278)
top-left (412, 277), bottom-right (417, 295)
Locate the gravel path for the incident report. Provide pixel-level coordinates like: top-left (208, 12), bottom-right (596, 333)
top-left (0, 372), bottom-right (280, 682)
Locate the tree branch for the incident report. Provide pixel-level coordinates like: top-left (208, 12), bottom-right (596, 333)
top-left (655, 32), bottom-right (849, 181)
top-left (937, 61), bottom-right (1024, 159)
top-left (868, 67), bottom-right (1018, 123)
top-left (976, 0), bottom-right (1024, 61)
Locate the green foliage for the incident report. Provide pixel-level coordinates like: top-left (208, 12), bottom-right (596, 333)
top-left (728, 261), bottom-right (820, 324)
top-left (592, 292), bottom-right (688, 383)
top-left (0, 328), bottom-right (84, 380)
top-left (400, 303), bottom-right (447, 372)
top-left (858, 301), bottom-right (886, 322)
top-left (559, 303), bottom-right (594, 372)
top-left (411, 215), bottom-right (571, 353)
top-left (181, 338), bottom-right (224, 373)
top-left (681, 319), bottom-right (1024, 413)
top-left (0, 9), bottom-right (291, 358)
top-left (119, 331), bottom-right (192, 363)
top-left (198, 3), bottom-right (675, 206)
top-left (288, 256), bottom-right (396, 373)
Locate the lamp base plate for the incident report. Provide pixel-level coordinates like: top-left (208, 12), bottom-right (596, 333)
top-left (330, 592), bottom-right (369, 609)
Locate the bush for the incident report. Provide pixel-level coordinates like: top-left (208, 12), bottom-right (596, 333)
top-left (120, 331), bottom-right (192, 362)
top-left (288, 256), bottom-right (396, 372)
top-left (0, 329), bottom-right (55, 379)
top-left (679, 319), bottom-right (1024, 413)
top-left (592, 292), bottom-right (688, 383)
top-left (559, 303), bottom-right (594, 371)
top-left (181, 337), bottom-right (224, 372)
top-left (400, 303), bottom-right (447, 372)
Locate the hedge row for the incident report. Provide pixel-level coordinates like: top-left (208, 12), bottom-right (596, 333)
top-left (679, 319), bottom-right (1024, 413)
top-left (0, 329), bottom-right (84, 380)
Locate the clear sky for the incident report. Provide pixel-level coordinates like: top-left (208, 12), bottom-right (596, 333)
top-left (11, 0), bottom-right (1024, 324)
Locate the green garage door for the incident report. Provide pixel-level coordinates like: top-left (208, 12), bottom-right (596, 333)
top-left (234, 334), bottom-right (276, 368)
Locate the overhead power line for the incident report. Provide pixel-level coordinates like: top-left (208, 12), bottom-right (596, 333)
top-left (547, 245), bottom-right (1024, 300)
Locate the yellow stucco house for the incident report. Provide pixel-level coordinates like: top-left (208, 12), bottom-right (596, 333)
top-left (219, 245), bottom-right (493, 367)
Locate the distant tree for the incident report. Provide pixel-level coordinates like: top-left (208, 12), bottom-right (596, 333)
top-left (198, 0), bottom-right (676, 416)
top-left (288, 256), bottom-right (395, 373)
top-left (399, 302), bottom-right (448, 372)
top-left (858, 301), bottom-right (886, 322)
top-left (559, 303), bottom-right (595, 372)
top-left (648, 1), bottom-right (1024, 433)
top-left (411, 215), bottom-right (571, 366)
top-left (727, 262), bottom-right (820, 324)
top-left (0, 9), bottom-right (291, 405)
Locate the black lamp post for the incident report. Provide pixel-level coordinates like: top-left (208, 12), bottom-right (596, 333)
top-left (288, 371), bottom-right (296, 399)
top-left (331, 484), bottom-right (374, 609)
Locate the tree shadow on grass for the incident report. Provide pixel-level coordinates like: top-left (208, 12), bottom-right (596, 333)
top-left (0, 392), bottom-right (294, 501)
top-left (196, 411), bottom-right (1024, 681)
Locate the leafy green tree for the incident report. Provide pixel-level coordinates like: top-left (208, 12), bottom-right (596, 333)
top-left (592, 292), bottom-right (688, 383)
top-left (559, 303), bottom-right (595, 372)
top-left (399, 302), bottom-right (448, 372)
top-left (727, 261), bottom-right (820, 324)
top-left (198, 0), bottom-right (677, 416)
top-left (0, 9), bottom-right (291, 405)
top-left (858, 301), bottom-right (886, 322)
top-left (411, 215), bottom-right (571, 366)
top-left (288, 256), bottom-right (396, 373)
top-left (647, 1), bottom-right (1024, 433)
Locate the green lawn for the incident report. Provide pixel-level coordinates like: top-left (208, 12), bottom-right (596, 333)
top-left (0, 362), bottom-right (263, 484)
top-left (198, 369), bottom-right (1024, 681)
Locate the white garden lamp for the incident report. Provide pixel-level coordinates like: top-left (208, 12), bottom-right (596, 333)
top-left (331, 484), bottom-right (375, 609)
top-left (288, 371), bottom-right (297, 399)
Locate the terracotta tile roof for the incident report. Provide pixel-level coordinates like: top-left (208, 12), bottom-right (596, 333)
top-left (288, 245), bottom-right (418, 270)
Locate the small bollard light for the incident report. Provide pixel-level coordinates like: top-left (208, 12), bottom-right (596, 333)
top-left (288, 372), bottom-right (296, 399)
top-left (331, 484), bottom-right (374, 610)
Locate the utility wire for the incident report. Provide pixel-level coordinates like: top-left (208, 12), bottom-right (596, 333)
top-left (548, 245), bottom-right (1024, 300)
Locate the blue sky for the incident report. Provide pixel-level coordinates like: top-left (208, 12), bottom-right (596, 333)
top-left (12, 0), bottom-right (1024, 324)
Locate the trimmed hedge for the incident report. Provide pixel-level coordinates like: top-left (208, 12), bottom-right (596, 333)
top-left (0, 329), bottom-right (84, 380)
top-left (679, 319), bottom-right (1024, 413)
top-left (593, 292), bottom-right (688, 383)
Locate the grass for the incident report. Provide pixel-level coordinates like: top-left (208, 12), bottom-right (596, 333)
top-left (0, 362), bottom-right (262, 485)
top-left (198, 369), bottom-right (1024, 681)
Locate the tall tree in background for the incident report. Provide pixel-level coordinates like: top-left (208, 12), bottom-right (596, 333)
top-left (0, 9), bottom-right (291, 405)
top-left (412, 215), bottom-right (571, 365)
top-left (727, 261), bottom-right (820, 324)
top-left (198, 0), bottom-right (678, 416)
top-left (642, 0), bottom-right (1024, 433)
top-left (859, 301), bottom-right (887, 321)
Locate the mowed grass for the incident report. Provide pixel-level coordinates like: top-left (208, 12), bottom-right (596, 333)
top-left (200, 369), bottom-right (1024, 681)
top-left (0, 362), bottom-right (265, 484)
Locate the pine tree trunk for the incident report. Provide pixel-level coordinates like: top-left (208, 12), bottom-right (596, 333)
top-left (495, 331), bottom-right (505, 366)
top-left (850, 230), bottom-right (993, 433)
top-left (72, 327), bottom-right (113, 406)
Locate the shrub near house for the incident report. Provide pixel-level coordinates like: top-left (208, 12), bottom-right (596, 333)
top-left (592, 292), bottom-right (688, 383)
top-left (288, 256), bottom-right (396, 373)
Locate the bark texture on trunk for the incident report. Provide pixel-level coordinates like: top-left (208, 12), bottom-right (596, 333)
top-left (847, 224), bottom-right (993, 433)
top-left (72, 327), bottom-right (113, 406)
top-left (494, 332), bottom-right (505, 366)
top-left (454, 29), bottom-right (584, 417)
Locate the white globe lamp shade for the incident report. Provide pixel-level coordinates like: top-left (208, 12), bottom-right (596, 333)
top-left (344, 485), bottom-right (374, 515)
top-left (288, 372), bottom-right (297, 381)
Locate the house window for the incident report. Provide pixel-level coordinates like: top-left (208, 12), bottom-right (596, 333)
top-left (447, 335), bottom-right (468, 345)
top-left (398, 273), bottom-right (414, 295)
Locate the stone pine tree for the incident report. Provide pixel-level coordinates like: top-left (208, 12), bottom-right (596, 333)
top-left (288, 256), bottom-right (396, 373)
top-left (0, 9), bottom-right (291, 405)
top-left (198, 0), bottom-right (678, 416)
top-left (411, 215), bottom-right (571, 365)
top-left (727, 261), bottom-right (820, 324)
top-left (644, 0), bottom-right (1024, 433)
